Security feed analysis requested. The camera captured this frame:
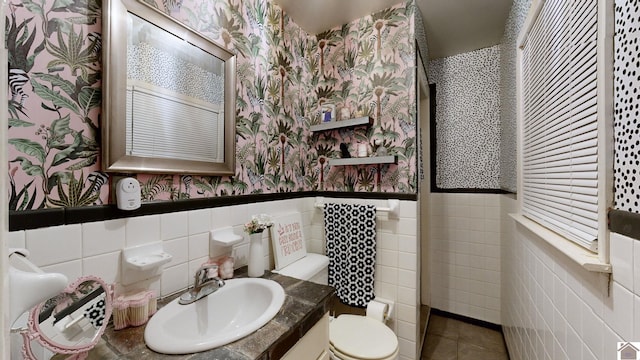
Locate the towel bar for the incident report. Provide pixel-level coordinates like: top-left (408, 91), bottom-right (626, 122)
top-left (314, 197), bottom-right (400, 218)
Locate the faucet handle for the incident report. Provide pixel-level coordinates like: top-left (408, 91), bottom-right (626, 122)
top-left (195, 264), bottom-right (219, 284)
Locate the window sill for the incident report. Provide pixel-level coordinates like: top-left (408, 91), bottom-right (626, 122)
top-left (509, 213), bottom-right (611, 273)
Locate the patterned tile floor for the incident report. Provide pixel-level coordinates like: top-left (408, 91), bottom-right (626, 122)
top-left (421, 314), bottom-right (509, 360)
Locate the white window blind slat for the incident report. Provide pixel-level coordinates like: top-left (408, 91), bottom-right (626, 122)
top-left (525, 79), bottom-right (573, 131)
top-left (524, 178), bottom-right (598, 187)
top-left (526, 120), bottom-right (597, 157)
top-left (531, 208), bottom-right (593, 244)
top-left (520, 197), bottom-right (601, 238)
top-left (525, 70), bottom-right (597, 150)
top-left (524, 183), bottom-right (598, 198)
top-left (525, 141), bottom-right (597, 164)
top-left (523, 186), bottom-right (598, 205)
top-left (524, 155), bottom-right (598, 173)
top-left (525, 127), bottom-right (597, 157)
top-left (570, 5), bottom-right (597, 44)
top-left (523, 200), bottom-right (598, 239)
top-left (524, 206), bottom-right (596, 241)
top-left (523, 198), bottom-right (598, 233)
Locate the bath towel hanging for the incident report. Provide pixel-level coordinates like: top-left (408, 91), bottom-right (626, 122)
top-left (324, 203), bottom-right (376, 307)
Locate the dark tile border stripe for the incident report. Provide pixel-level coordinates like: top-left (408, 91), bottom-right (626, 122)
top-left (430, 308), bottom-right (502, 332)
top-left (9, 191), bottom-right (417, 231)
top-left (609, 209), bottom-right (640, 241)
top-left (10, 208), bottom-right (66, 231)
top-left (431, 188), bottom-right (512, 194)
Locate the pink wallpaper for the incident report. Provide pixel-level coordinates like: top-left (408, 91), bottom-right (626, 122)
top-left (7, 0), bottom-right (417, 211)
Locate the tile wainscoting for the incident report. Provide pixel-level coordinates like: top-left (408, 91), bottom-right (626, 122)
top-left (501, 195), bottom-right (640, 360)
top-left (429, 193), bottom-right (502, 325)
top-left (8, 197), bottom-right (420, 359)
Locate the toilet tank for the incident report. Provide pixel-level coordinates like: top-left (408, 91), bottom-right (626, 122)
top-left (274, 253), bottom-right (329, 285)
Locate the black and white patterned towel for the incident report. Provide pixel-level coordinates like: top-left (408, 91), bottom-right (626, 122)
top-left (324, 203), bottom-right (376, 307)
top-left (84, 298), bottom-right (106, 329)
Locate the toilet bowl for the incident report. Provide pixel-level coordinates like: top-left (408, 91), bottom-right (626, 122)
top-left (274, 254), bottom-right (399, 360)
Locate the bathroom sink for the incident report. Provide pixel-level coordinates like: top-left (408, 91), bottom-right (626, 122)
top-left (144, 278), bottom-right (285, 354)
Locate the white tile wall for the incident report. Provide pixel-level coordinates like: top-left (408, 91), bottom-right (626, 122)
top-left (82, 219), bottom-right (125, 257)
top-left (309, 197), bottom-right (420, 360)
top-left (611, 232), bottom-right (634, 291)
top-left (124, 215), bottom-right (160, 248)
top-left (188, 209), bottom-right (211, 235)
top-left (429, 193), bottom-right (502, 324)
top-left (10, 197), bottom-right (420, 358)
top-left (160, 211), bottom-right (188, 240)
top-left (41, 260), bottom-right (82, 283)
top-left (163, 237), bottom-right (189, 266)
top-left (25, 224), bottom-right (82, 267)
top-left (82, 252), bottom-right (120, 284)
top-left (501, 195), bottom-right (640, 360)
top-left (7, 231), bottom-right (25, 249)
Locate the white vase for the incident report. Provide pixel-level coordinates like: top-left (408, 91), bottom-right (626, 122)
top-left (248, 232), bottom-right (264, 277)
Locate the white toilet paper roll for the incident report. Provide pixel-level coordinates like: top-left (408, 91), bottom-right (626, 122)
top-left (366, 300), bottom-right (388, 322)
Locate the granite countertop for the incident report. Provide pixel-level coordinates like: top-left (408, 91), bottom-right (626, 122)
top-left (86, 269), bottom-right (335, 360)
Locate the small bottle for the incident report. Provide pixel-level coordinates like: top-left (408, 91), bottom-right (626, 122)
top-left (340, 107), bottom-right (350, 120)
top-left (357, 143), bottom-right (368, 157)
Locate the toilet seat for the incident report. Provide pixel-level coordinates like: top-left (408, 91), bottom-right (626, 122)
top-left (330, 315), bottom-right (399, 360)
top-left (330, 344), bottom-right (399, 360)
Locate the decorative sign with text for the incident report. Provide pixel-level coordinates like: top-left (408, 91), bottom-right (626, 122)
top-left (271, 213), bottom-right (307, 270)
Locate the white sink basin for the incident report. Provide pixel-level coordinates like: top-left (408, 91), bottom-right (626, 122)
top-left (144, 278), bottom-right (285, 354)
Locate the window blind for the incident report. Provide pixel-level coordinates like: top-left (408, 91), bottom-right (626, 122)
top-left (125, 85), bottom-right (224, 163)
top-left (521, 0), bottom-right (599, 250)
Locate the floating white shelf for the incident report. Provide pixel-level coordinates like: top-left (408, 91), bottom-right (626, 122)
top-left (328, 155), bottom-right (397, 166)
top-left (310, 116), bottom-right (372, 132)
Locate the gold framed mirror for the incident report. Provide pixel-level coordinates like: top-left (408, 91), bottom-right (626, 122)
top-left (102, 0), bottom-right (236, 175)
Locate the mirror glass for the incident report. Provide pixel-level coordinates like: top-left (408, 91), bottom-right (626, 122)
top-left (103, 0), bottom-right (237, 175)
top-left (126, 13), bottom-right (226, 163)
top-left (22, 276), bottom-right (113, 358)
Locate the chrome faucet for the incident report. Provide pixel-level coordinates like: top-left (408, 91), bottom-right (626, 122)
top-left (179, 264), bottom-right (225, 305)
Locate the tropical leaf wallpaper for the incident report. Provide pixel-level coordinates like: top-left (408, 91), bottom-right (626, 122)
top-left (7, 0), bottom-right (417, 210)
top-left (7, 0), bottom-right (103, 211)
top-left (309, 3), bottom-right (417, 193)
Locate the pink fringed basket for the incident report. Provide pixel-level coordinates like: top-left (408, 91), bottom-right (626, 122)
top-left (112, 290), bottom-right (157, 330)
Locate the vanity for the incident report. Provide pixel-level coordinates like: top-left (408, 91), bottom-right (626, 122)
top-left (85, 269), bottom-right (334, 359)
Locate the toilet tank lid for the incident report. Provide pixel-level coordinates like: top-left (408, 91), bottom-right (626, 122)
top-left (272, 253), bottom-right (328, 280)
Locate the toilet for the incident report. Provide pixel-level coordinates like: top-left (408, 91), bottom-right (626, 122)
top-left (274, 253), bottom-right (399, 360)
